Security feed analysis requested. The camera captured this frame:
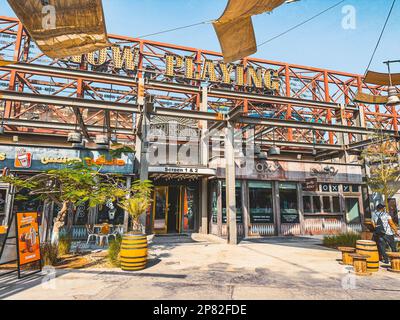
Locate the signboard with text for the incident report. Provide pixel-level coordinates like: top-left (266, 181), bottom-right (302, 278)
top-left (0, 146), bottom-right (134, 175)
top-left (16, 212), bottom-right (41, 266)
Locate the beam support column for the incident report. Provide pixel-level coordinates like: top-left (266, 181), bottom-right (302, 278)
top-left (225, 120), bottom-right (237, 245)
top-left (200, 86), bottom-right (209, 234)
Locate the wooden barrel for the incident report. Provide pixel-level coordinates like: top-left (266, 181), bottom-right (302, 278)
top-left (120, 234), bottom-right (148, 271)
top-left (356, 240), bottom-right (379, 272)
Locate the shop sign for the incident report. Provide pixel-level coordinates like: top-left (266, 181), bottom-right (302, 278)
top-left (16, 212), bottom-right (41, 266)
top-left (303, 178), bottom-right (318, 192)
top-left (0, 146), bottom-right (134, 174)
top-left (149, 166), bottom-right (216, 176)
top-left (311, 166), bottom-right (338, 177)
top-left (250, 209), bottom-right (274, 224)
top-left (255, 161), bottom-right (284, 175)
top-left (14, 148), bottom-right (32, 169)
top-left (281, 211), bottom-right (300, 224)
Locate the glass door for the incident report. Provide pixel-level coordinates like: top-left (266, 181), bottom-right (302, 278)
top-left (153, 186), bottom-right (169, 234)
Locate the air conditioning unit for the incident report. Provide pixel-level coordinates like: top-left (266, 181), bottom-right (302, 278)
top-left (95, 134), bottom-right (109, 146)
top-left (67, 131), bottom-right (82, 143)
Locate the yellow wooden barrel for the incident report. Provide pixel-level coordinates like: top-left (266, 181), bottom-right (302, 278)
top-left (356, 240), bottom-right (379, 273)
top-left (120, 234), bottom-right (148, 271)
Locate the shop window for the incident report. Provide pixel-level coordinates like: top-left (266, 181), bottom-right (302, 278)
top-left (183, 186), bottom-right (197, 231)
top-left (323, 197), bottom-right (332, 213)
top-left (222, 182), bottom-right (243, 224)
top-left (249, 182), bottom-right (273, 224)
top-left (279, 183), bottom-right (299, 224)
top-left (333, 197), bottom-right (341, 213)
top-left (345, 198), bottom-right (361, 224)
top-left (303, 196), bottom-right (312, 214)
top-left (211, 182), bottom-right (218, 224)
top-left (313, 196), bottom-right (321, 213)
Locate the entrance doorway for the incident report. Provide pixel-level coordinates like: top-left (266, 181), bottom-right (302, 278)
top-left (152, 184), bottom-right (198, 234)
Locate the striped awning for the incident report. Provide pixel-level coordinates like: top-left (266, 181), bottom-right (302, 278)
top-left (7, 0), bottom-right (110, 59)
top-left (213, 0), bottom-right (286, 63)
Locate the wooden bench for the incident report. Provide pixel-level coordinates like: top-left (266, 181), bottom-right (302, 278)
top-left (387, 252), bottom-right (400, 273)
top-left (338, 247), bottom-right (356, 265)
top-left (350, 253), bottom-right (372, 276)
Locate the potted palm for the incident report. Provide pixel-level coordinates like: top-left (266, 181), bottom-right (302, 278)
top-left (118, 180), bottom-right (153, 271)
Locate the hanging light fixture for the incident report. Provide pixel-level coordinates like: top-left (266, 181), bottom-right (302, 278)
top-left (385, 60), bottom-right (400, 106)
top-left (268, 128), bottom-right (281, 156)
top-left (68, 111), bottom-right (82, 143)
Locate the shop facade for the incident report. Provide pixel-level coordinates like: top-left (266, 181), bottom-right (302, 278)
top-left (208, 160), bottom-right (365, 238)
top-left (0, 145), bottom-right (134, 240)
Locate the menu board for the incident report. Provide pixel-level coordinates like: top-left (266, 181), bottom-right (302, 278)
top-left (281, 210), bottom-right (300, 224)
top-left (250, 208), bottom-right (274, 224)
top-left (16, 212), bottom-right (41, 266)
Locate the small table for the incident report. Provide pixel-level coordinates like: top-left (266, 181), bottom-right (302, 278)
top-left (338, 247), bottom-right (356, 265)
top-left (350, 254), bottom-right (372, 276)
top-left (387, 253), bottom-right (400, 273)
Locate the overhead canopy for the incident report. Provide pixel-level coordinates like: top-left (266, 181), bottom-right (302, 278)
top-left (213, 0), bottom-right (286, 63)
top-left (354, 92), bottom-right (388, 105)
top-left (0, 60), bottom-right (15, 66)
top-left (7, 0), bottom-right (110, 59)
top-left (364, 71), bottom-right (400, 86)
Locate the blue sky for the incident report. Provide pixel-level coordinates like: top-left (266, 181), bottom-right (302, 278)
top-left (1, 0), bottom-right (399, 74)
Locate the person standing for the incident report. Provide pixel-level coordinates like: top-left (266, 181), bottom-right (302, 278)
top-left (372, 204), bottom-right (400, 264)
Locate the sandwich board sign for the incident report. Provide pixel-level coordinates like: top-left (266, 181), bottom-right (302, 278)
top-left (0, 212), bottom-right (42, 279)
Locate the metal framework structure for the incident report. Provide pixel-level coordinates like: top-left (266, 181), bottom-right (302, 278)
top-left (0, 16), bottom-right (399, 154)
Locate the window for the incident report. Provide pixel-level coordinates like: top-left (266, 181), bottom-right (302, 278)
top-left (222, 182), bottom-right (243, 224)
top-left (313, 197), bottom-right (321, 213)
top-left (249, 182), bottom-right (274, 224)
top-left (303, 196), bottom-right (312, 213)
top-left (279, 183), bottom-right (299, 224)
top-left (345, 198), bottom-right (361, 224)
top-left (333, 197), bottom-right (341, 213)
top-left (323, 197), bottom-right (332, 213)
top-left (211, 182), bottom-right (218, 224)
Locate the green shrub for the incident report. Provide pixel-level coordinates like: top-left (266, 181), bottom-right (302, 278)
top-left (107, 235), bottom-right (122, 267)
top-left (41, 242), bottom-right (59, 266)
top-left (58, 234), bottom-right (72, 256)
top-left (323, 232), bottom-right (361, 249)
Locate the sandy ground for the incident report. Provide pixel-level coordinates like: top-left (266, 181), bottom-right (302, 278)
top-left (1, 234), bottom-right (400, 300)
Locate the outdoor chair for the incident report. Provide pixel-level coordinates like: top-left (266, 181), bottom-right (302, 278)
top-left (108, 229), bottom-right (120, 242)
top-left (98, 223), bottom-right (111, 247)
top-left (85, 225), bottom-right (99, 245)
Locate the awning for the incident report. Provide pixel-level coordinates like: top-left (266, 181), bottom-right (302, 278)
top-left (7, 0), bottom-right (110, 59)
top-left (213, 0), bottom-right (286, 62)
top-left (364, 71), bottom-right (400, 86)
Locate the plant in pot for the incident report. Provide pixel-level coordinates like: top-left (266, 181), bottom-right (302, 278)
top-left (117, 180), bottom-right (153, 271)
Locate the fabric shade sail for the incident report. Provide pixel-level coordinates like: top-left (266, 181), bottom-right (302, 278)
top-left (353, 92), bottom-right (388, 105)
top-left (7, 0), bottom-right (110, 59)
top-left (0, 60), bottom-right (16, 66)
top-left (213, 0), bottom-right (286, 63)
top-left (364, 71), bottom-right (400, 86)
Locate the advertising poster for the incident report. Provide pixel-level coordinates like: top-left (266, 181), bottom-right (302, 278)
top-left (16, 212), bottom-right (41, 266)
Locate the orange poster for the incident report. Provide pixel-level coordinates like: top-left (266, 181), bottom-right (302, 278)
top-left (16, 212), bottom-right (41, 266)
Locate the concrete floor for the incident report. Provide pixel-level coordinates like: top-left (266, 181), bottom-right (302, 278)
top-left (1, 234), bottom-right (400, 300)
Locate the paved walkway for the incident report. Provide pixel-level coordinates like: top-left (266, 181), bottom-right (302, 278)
top-left (1, 234), bottom-right (400, 300)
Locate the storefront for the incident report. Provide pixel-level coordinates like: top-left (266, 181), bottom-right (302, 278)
top-left (209, 160), bottom-right (365, 238)
top-left (148, 166), bottom-right (215, 234)
top-left (0, 145), bottom-right (134, 240)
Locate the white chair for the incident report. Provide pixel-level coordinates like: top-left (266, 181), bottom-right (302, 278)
top-left (85, 225), bottom-right (99, 245)
top-left (108, 229), bottom-right (119, 242)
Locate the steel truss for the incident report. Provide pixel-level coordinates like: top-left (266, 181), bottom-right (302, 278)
top-left (0, 16), bottom-right (398, 154)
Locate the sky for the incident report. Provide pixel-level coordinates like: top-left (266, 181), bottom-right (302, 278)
top-left (1, 0), bottom-right (399, 74)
